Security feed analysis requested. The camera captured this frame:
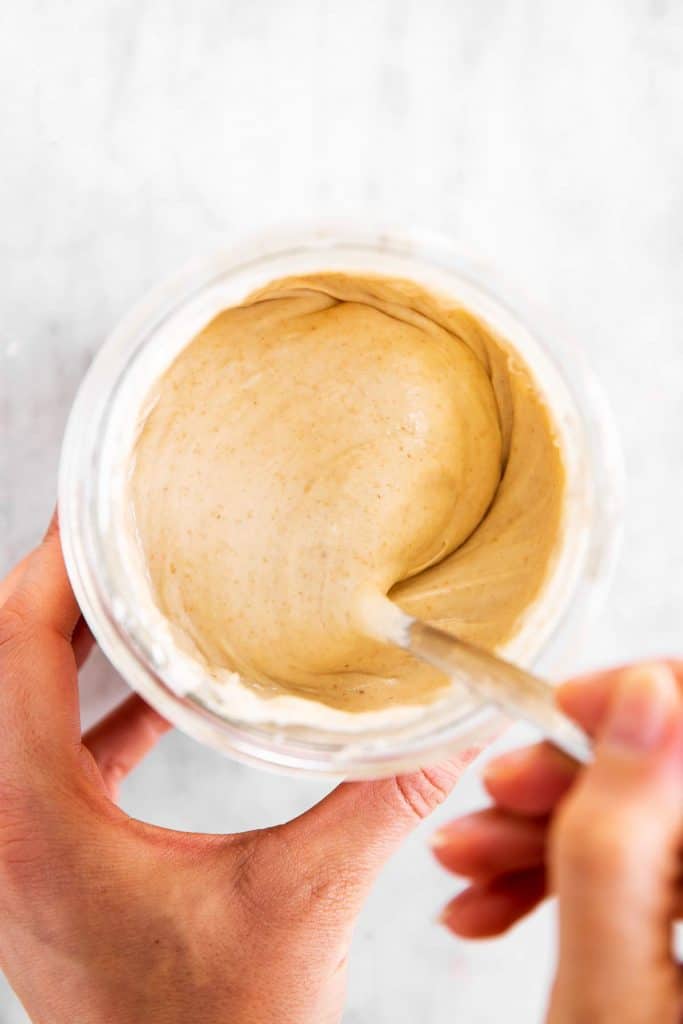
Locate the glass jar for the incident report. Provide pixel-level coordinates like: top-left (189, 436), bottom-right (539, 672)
top-left (58, 224), bottom-right (623, 778)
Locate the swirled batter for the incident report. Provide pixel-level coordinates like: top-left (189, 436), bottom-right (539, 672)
top-left (131, 273), bottom-right (564, 712)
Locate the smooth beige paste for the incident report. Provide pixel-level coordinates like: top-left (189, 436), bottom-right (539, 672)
top-left (131, 273), bottom-right (564, 712)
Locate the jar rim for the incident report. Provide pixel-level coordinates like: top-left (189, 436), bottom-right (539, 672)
top-left (58, 223), bottom-right (624, 778)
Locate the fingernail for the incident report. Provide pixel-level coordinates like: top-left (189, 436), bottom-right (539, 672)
top-left (429, 828), bottom-right (450, 849)
top-left (603, 663), bottom-right (679, 752)
top-left (436, 906), bottom-right (452, 927)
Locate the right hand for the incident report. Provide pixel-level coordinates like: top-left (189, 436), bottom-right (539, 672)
top-left (432, 662), bottom-right (683, 1023)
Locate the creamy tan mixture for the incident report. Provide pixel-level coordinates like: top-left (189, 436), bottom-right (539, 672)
top-left (131, 273), bottom-right (564, 712)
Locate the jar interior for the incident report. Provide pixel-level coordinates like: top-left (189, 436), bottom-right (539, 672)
top-left (59, 228), bottom-right (622, 776)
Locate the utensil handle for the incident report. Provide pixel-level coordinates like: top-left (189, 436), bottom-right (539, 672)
top-left (405, 620), bottom-right (594, 765)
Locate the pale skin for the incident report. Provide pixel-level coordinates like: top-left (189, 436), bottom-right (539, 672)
top-left (1, 521), bottom-right (681, 1023)
top-left (432, 662), bottom-right (683, 1023)
top-left (0, 518), bottom-right (473, 1024)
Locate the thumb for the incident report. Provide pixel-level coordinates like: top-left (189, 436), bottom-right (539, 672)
top-left (283, 749), bottom-right (482, 907)
top-left (548, 663), bottom-right (683, 1024)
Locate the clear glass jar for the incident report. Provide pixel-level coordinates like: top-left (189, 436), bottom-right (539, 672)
top-left (59, 224), bottom-right (623, 778)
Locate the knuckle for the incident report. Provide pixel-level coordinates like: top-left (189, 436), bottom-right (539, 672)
top-left (231, 831), bottom-right (289, 920)
top-left (97, 757), bottom-right (127, 788)
top-left (0, 605), bottom-right (31, 655)
top-left (302, 862), bottom-right (359, 914)
top-left (390, 767), bottom-right (454, 822)
top-left (232, 830), bottom-right (357, 931)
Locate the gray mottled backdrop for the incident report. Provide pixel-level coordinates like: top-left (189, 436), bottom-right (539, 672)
top-left (2, 1), bottom-right (683, 1021)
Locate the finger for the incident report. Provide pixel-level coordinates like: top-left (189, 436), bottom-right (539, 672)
top-left (549, 663), bottom-right (683, 1022)
top-left (479, 670), bottom-right (617, 817)
top-left (483, 742), bottom-right (579, 816)
top-left (430, 807), bottom-right (547, 880)
top-left (557, 659), bottom-right (683, 736)
top-left (0, 517), bottom-right (82, 773)
top-left (1, 514), bottom-right (80, 641)
top-left (284, 747), bottom-right (483, 907)
top-left (72, 618), bottom-right (96, 668)
top-left (481, 660), bottom-right (683, 817)
top-left (439, 868), bottom-right (546, 939)
top-left (1, 535), bottom-right (94, 670)
top-left (83, 695), bottom-right (170, 797)
top-left (0, 553), bottom-right (31, 607)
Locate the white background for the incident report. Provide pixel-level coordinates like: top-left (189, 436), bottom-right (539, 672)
top-left (2, 1), bottom-right (683, 1021)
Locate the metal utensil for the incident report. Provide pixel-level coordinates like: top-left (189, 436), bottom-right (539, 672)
top-left (398, 617), bottom-right (593, 764)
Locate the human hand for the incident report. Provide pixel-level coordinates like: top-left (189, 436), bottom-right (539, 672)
top-left (431, 663), bottom-right (683, 1023)
top-left (0, 518), bottom-right (478, 1024)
